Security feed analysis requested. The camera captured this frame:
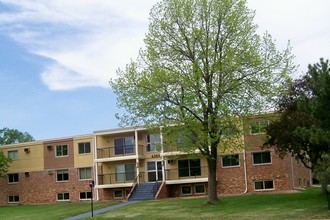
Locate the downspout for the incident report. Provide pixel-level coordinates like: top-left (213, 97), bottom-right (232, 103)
top-left (93, 133), bottom-right (99, 201)
top-left (242, 129), bottom-right (248, 194)
top-left (291, 156), bottom-right (299, 189)
top-left (135, 129), bottom-right (140, 185)
top-left (243, 149), bottom-right (248, 194)
top-left (160, 127), bottom-right (165, 182)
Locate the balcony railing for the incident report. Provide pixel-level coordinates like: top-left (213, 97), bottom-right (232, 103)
top-left (98, 172), bottom-right (145, 185)
top-left (97, 145), bottom-right (145, 159)
top-left (165, 166), bottom-right (208, 180)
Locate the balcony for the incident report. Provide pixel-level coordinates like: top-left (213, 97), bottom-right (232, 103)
top-left (165, 166), bottom-right (208, 184)
top-left (96, 145), bottom-right (145, 162)
top-left (98, 172), bottom-right (145, 188)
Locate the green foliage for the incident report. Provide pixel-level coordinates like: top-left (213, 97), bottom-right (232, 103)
top-left (111, 0), bottom-right (294, 202)
top-left (0, 149), bottom-right (12, 178)
top-left (265, 58), bottom-right (330, 185)
top-left (0, 127), bottom-right (34, 145)
top-left (0, 127), bottom-right (34, 177)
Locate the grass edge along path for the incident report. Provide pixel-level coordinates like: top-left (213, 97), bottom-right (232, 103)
top-left (86, 187), bottom-right (330, 219)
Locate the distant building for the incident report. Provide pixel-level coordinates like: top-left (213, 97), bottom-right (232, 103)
top-left (0, 115), bottom-right (311, 205)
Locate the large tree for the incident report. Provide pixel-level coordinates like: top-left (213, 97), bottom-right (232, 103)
top-left (265, 58), bottom-right (330, 193)
top-left (0, 127), bottom-right (34, 177)
top-left (111, 0), bottom-right (294, 203)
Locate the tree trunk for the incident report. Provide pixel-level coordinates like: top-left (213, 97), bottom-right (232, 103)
top-left (321, 179), bottom-right (329, 194)
top-left (207, 156), bottom-right (219, 204)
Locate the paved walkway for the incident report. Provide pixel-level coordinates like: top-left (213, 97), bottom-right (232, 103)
top-left (64, 201), bottom-right (140, 220)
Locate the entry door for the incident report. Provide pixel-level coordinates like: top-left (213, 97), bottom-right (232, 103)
top-left (147, 161), bottom-right (163, 182)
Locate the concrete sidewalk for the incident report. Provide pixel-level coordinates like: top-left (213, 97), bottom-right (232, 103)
top-left (64, 201), bottom-right (140, 220)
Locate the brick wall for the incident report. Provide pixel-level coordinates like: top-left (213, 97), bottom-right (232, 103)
top-left (0, 168), bottom-right (91, 205)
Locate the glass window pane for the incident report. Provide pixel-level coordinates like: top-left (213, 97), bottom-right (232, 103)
top-left (255, 181), bottom-right (264, 190)
top-left (264, 181), bottom-right (274, 189)
top-left (181, 186), bottom-right (191, 194)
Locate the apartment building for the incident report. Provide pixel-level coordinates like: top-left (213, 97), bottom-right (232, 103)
top-left (0, 116), bottom-right (311, 205)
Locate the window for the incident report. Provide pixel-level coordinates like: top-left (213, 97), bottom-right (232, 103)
top-left (114, 189), bottom-right (123, 198)
top-left (8, 173), bottom-right (19, 183)
top-left (221, 125), bottom-right (238, 137)
top-left (254, 180), bottom-right (274, 191)
top-left (78, 142), bottom-right (91, 154)
top-left (79, 192), bottom-right (92, 200)
top-left (8, 150), bottom-right (18, 160)
top-left (8, 195), bottom-right (19, 203)
top-left (79, 167), bottom-right (92, 180)
top-left (146, 134), bottom-right (160, 152)
top-left (181, 185), bottom-right (192, 195)
top-left (56, 145), bottom-right (68, 157)
top-left (57, 192), bottom-right (70, 201)
top-left (178, 159), bottom-right (201, 177)
top-left (56, 169), bottom-right (69, 181)
top-left (115, 164), bottom-right (135, 182)
top-left (222, 154), bottom-right (240, 167)
top-left (253, 152), bottom-right (271, 165)
top-left (195, 185), bottom-right (205, 194)
top-left (250, 120), bottom-right (268, 134)
top-left (114, 137), bottom-right (134, 155)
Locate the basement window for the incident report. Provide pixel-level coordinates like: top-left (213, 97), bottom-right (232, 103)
top-left (181, 185), bottom-right (192, 195)
top-left (254, 180), bottom-right (274, 191)
top-left (8, 195), bottom-right (19, 203)
top-left (114, 189), bottom-right (123, 198)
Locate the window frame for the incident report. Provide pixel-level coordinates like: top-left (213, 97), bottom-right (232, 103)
top-left (79, 167), bottom-right (92, 180)
top-left (195, 184), bottom-right (205, 194)
top-left (115, 164), bottom-right (135, 182)
top-left (181, 185), bottom-right (192, 195)
top-left (221, 154), bottom-right (240, 167)
top-left (8, 195), bottom-right (19, 203)
top-left (250, 120), bottom-right (268, 135)
top-left (178, 158), bottom-right (201, 178)
top-left (8, 150), bottom-right (18, 160)
top-left (114, 189), bottom-right (123, 198)
top-left (8, 173), bottom-right (19, 183)
top-left (146, 134), bottom-right (160, 152)
top-left (114, 137), bottom-right (134, 155)
top-left (55, 144), bottom-right (68, 157)
top-left (57, 192), bottom-right (70, 201)
top-left (78, 142), bottom-right (91, 154)
top-left (56, 169), bottom-right (69, 182)
top-left (252, 151), bottom-right (272, 165)
top-left (254, 180), bottom-right (275, 191)
top-left (79, 191), bottom-right (92, 200)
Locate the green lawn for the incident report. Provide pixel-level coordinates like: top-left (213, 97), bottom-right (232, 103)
top-left (0, 188), bottom-right (329, 220)
top-left (89, 187), bottom-right (330, 220)
top-left (0, 201), bottom-right (119, 220)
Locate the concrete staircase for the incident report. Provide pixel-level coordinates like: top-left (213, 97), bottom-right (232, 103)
top-left (128, 182), bottom-right (160, 201)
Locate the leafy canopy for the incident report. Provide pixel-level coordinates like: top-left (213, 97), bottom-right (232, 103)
top-left (111, 0), bottom-right (295, 203)
top-left (265, 58), bottom-right (330, 171)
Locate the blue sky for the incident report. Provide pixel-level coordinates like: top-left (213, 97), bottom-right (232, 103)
top-left (0, 0), bottom-right (329, 140)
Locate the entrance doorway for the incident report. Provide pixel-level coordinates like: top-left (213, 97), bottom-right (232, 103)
top-left (147, 161), bottom-right (163, 182)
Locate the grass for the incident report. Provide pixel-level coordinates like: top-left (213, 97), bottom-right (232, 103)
top-left (88, 187), bottom-right (330, 220)
top-left (0, 201), bottom-right (119, 220)
top-left (0, 188), bottom-right (329, 219)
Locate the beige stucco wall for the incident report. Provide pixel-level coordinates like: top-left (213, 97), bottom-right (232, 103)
top-left (1, 141), bottom-right (44, 172)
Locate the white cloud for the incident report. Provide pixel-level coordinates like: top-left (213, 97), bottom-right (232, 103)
top-left (0, 0), bottom-right (329, 90)
top-left (0, 0), bottom-right (157, 90)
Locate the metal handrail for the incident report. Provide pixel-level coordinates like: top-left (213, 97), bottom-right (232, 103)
top-left (126, 173), bottom-right (142, 200)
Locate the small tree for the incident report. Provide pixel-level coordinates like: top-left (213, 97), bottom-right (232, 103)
top-left (111, 0), bottom-right (294, 203)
